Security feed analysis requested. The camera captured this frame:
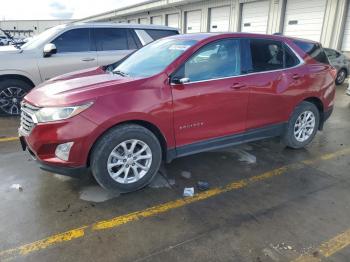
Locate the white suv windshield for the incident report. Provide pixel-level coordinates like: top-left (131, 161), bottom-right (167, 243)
top-left (114, 38), bottom-right (197, 78)
top-left (21, 25), bottom-right (66, 50)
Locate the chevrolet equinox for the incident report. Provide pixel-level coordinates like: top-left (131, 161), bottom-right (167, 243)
top-left (19, 33), bottom-right (336, 192)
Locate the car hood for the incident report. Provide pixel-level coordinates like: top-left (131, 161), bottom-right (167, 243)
top-left (0, 45), bottom-right (21, 54)
top-left (24, 71), bottom-right (139, 107)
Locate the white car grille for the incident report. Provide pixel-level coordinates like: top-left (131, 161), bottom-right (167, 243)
top-left (20, 102), bottom-right (39, 135)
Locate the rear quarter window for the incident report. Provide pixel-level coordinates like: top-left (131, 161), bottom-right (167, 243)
top-left (144, 29), bottom-right (178, 40)
top-left (293, 40), bottom-right (330, 65)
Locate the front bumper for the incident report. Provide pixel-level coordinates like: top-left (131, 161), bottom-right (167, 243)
top-left (19, 114), bottom-right (98, 177)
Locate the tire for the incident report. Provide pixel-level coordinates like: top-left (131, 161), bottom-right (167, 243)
top-left (91, 124), bottom-right (162, 192)
top-left (335, 69), bottom-right (347, 85)
top-left (0, 78), bottom-right (32, 116)
top-left (283, 101), bottom-right (320, 149)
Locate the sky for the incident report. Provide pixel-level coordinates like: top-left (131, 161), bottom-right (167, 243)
top-left (0, 0), bottom-right (148, 20)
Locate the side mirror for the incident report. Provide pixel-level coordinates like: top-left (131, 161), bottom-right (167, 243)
top-left (172, 77), bottom-right (190, 85)
top-left (43, 43), bottom-right (57, 57)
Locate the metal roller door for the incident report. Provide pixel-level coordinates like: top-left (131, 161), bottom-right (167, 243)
top-left (241, 0), bottom-right (269, 34)
top-left (185, 10), bottom-right (201, 33)
top-left (209, 6), bottom-right (230, 32)
top-left (151, 16), bottom-right (162, 25)
top-left (167, 13), bottom-right (180, 29)
top-left (139, 18), bottom-right (149, 24)
top-left (342, 4), bottom-right (350, 51)
top-left (283, 0), bottom-right (327, 41)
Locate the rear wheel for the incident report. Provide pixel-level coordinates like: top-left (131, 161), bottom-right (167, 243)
top-left (283, 101), bottom-right (320, 149)
top-left (335, 69), bottom-right (347, 85)
top-left (91, 124), bottom-right (162, 192)
top-left (0, 79), bottom-right (32, 116)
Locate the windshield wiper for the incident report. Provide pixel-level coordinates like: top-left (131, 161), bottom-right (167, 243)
top-left (113, 70), bottom-right (128, 77)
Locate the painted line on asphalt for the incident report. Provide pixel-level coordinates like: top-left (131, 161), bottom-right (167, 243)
top-left (0, 147), bottom-right (349, 261)
top-left (0, 137), bottom-right (18, 143)
top-left (293, 228), bottom-right (350, 261)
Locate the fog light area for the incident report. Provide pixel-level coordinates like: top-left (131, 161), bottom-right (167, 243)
top-left (55, 142), bottom-right (74, 161)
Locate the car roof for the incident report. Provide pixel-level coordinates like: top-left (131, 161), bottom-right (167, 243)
top-left (167, 32), bottom-right (320, 44)
top-left (62, 22), bottom-right (179, 31)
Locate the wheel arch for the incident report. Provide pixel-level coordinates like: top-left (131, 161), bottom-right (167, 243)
top-left (0, 74), bottom-right (35, 88)
top-left (86, 119), bottom-right (169, 167)
top-left (302, 97), bottom-right (325, 130)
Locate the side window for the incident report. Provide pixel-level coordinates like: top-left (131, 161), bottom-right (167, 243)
top-left (293, 40), bottom-right (330, 65)
top-left (145, 29), bottom-right (178, 40)
top-left (52, 28), bottom-right (91, 53)
top-left (94, 28), bottom-right (128, 51)
top-left (127, 30), bottom-right (141, 49)
top-left (249, 39), bottom-right (283, 72)
top-left (174, 39), bottom-right (241, 82)
top-left (284, 45), bottom-right (299, 68)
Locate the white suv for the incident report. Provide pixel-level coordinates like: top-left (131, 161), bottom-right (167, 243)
top-left (0, 23), bottom-right (179, 115)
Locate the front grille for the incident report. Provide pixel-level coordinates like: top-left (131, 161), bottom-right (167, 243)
top-left (20, 102), bottom-right (40, 135)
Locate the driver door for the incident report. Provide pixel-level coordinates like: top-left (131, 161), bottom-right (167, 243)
top-left (171, 38), bottom-right (249, 148)
top-left (37, 28), bottom-right (97, 81)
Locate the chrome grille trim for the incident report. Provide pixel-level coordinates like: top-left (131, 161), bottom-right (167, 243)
top-left (19, 102), bottom-right (40, 136)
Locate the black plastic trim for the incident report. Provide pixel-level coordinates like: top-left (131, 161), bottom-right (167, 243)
top-left (38, 161), bottom-right (89, 178)
top-left (167, 123), bottom-right (287, 162)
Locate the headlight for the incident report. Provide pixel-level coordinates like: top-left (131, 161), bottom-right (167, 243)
top-left (35, 102), bottom-right (93, 123)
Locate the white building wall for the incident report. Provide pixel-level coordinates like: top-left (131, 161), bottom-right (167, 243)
top-left (76, 0), bottom-right (348, 51)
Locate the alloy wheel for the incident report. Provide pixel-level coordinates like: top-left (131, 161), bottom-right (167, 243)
top-left (293, 111), bottom-right (316, 142)
top-left (0, 87), bottom-right (27, 115)
top-left (337, 70), bottom-right (346, 84)
top-left (107, 139), bottom-right (152, 184)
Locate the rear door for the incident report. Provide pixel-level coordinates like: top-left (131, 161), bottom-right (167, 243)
top-left (171, 38), bottom-right (249, 147)
top-left (243, 38), bottom-right (300, 129)
top-left (38, 28), bottom-right (97, 81)
top-left (94, 28), bottom-right (139, 66)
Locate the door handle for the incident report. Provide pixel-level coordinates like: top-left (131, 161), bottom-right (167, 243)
top-left (230, 83), bottom-right (246, 90)
top-left (292, 74), bottom-right (300, 80)
top-left (81, 58), bottom-right (95, 62)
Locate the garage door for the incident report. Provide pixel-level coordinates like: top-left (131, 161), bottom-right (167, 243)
top-left (139, 18), bottom-right (149, 24)
top-left (151, 16), bottom-right (162, 25)
top-left (342, 5), bottom-right (350, 51)
top-left (167, 13), bottom-right (180, 29)
top-left (185, 10), bottom-right (201, 33)
top-left (209, 6), bottom-right (230, 32)
top-left (241, 0), bottom-right (269, 34)
top-left (283, 0), bottom-right (327, 41)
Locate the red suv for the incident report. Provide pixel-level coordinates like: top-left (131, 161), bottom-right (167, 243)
top-left (19, 33), bottom-right (336, 192)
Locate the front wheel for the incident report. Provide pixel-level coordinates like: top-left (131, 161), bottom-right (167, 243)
top-left (283, 101), bottom-right (320, 149)
top-left (91, 124), bottom-right (162, 192)
top-left (0, 79), bottom-right (32, 116)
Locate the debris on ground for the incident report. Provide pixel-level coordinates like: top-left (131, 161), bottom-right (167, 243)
top-left (57, 204), bottom-right (71, 213)
top-left (183, 187), bottom-right (194, 197)
top-left (197, 181), bottom-right (210, 191)
top-left (181, 171), bottom-right (192, 179)
top-left (10, 184), bottom-right (23, 192)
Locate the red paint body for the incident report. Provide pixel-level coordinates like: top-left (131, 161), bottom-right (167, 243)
top-left (22, 33), bottom-right (336, 169)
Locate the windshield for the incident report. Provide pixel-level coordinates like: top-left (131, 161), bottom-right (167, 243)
top-left (21, 25), bottom-right (65, 50)
top-left (114, 38), bottom-right (197, 78)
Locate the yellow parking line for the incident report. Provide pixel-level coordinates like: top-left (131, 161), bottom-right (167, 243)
top-left (0, 147), bottom-right (349, 261)
top-left (293, 228), bottom-right (350, 261)
top-left (0, 137), bottom-right (18, 143)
